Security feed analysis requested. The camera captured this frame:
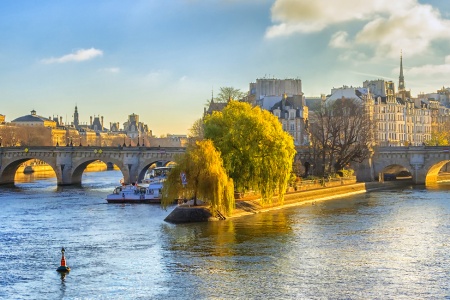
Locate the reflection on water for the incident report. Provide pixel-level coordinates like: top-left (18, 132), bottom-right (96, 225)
top-left (0, 174), bottom-right (449, 299)
top-left (14, 171), bottom-right (57, 183)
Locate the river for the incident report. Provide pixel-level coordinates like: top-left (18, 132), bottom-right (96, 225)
top-left (0, 170), bottom-right (449, 299)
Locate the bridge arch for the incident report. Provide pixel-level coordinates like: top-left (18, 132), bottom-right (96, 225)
top-left (71, 157), bottom-right (125, 185)
top-left (378, 164), bottom-right (412, 181)
top-left (0, 156), bottom-right (59, 185)
top-left (372, 146), bottom-right (450, 185)
top-left (136, 159), bottom-right (176, 183)
top-left (424, 159), bottom-right (450, 185)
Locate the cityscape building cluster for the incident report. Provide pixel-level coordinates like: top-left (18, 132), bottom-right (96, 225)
top-left (0, 107), bottom-right (188, 147)
top-left (2, 56), bottom-right (450, 149)
top-left (206, 55), bottom-right (450, 148)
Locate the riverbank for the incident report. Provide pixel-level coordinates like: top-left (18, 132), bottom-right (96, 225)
top-left (229, 181), bottom-right (407, 218)
top-left (164, 181), bottom-right (409, 223)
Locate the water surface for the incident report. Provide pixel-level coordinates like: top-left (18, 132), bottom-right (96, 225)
top-left (0, 171), bottom-right (449, 299)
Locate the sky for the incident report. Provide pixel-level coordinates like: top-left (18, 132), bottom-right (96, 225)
top-left (2, 0), bottom-right (450, 135)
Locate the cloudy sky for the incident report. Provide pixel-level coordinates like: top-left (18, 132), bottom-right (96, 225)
top-left (1, 0), bottom-right (450, 135)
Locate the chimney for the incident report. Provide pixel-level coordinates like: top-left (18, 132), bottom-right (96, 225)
top-left (101, 116), bottom-right (104, 130)
top-left (90, 116), bottom-right (92, 125)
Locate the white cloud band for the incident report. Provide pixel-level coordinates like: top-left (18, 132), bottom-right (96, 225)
top-left (41, 48), bottom-right (103, 64)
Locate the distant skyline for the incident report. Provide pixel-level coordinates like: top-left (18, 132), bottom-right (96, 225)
top-left (2, 0), bottom-right (450, 135)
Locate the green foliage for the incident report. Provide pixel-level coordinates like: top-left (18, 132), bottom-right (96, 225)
top-left (424, 128), bottom-right (449, 146)
top-left (337, 169), bottom-right (354, 177)
top-left (204, 101), bottom-right (296, 205)
top-left (161, 140), bottom-right (235, 216)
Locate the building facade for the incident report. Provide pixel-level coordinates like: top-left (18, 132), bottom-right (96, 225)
top-left (250, 78), bottom-right (303, 110)
top-left (271, 94), bottom-right (309, 146)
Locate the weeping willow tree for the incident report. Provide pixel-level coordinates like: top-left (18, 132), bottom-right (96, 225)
top-left (204, 101), bottom-right (296, 205)
top-left (161, 140), bottom-right (235, 216)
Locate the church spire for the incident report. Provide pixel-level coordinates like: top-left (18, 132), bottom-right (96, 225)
top-left (73, 105), bottom-right (79, 128)
top-left (399, 50), bottom-right (405, 91)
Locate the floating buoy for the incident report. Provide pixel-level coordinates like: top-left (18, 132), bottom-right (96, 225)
top-left (56, 247), bottom-right (71, 273)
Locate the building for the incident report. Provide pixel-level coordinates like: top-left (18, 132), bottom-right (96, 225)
top-left (363, 79), bottom-right (431, 146)
top-left (203, 98), bottom-right (227, 116)
top-left (249, 78), bottom-right (303, 110)
top-left (11, 110), bottom-right (57, 128)
top-left (122, 113), bottom-right (149, 139)
top-left (271, 93), bottom-right (309, 146)
top-left (419, 87), bottom-right (450, 108)
top-left (0, 114), bottom-right (5, 124)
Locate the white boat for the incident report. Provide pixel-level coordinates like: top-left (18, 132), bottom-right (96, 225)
top-left (142, 166), bottom-right (173, 184)
top-left (106, 182), bottom-right (163, 204)
top-left (106, 166), bottom-right (174, 204)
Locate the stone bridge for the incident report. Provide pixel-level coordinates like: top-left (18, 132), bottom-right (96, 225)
top-left (0, 146), bottom-right (185, 186)
top-left (2, 145), bottom-right (449, 186)
top-left (370, 146), bottom-right (450, 185)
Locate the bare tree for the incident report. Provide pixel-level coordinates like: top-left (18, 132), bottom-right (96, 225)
top-left (205, 87), bottom-right (247, 105)
top-left (309, 98), bottom-right (375, 175)
top-left (188, 118), bottom-right (204, 141)
top-left (16, 126), bottom-right (52, 146)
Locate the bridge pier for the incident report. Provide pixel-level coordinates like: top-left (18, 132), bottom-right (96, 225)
top-left (410, 164), bottom-right (426, 185)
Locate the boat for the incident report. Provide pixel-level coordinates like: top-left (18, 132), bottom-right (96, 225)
top-left (106, 166), bottom-right (174, 204)
top-left (142, 166), bottom-right (173, 184)
top-left (106, 182), bottom-right (163, 204)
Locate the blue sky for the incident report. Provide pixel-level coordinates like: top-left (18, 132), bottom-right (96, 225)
top-left (2, 0), bottom-right (450, 135)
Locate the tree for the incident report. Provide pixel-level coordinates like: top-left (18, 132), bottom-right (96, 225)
top-left (425, 122), bottom-right (450, 146)
top-left (309, 98), bottom-right (375, 175)
top-left (204, 101), bottom-right (296, 204)
top-left (188, 118), bottom-right (204, 141)
top-left (208, 87), bottom-right (246, 104)
top-left (161, 140), bottom-right (235, 216)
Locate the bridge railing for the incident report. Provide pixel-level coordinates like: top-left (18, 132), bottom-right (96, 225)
top-left (0, 146), bottom-right (187, 152)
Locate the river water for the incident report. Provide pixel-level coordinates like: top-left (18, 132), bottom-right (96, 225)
top-left (0, 170), bottom-right (449, 299)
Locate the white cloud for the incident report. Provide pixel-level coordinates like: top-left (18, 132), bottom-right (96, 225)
top-left (41, 48), bottom-right (103, 64)
top-left (401, 55), bottom-right (450, 76)
top-left (356, 5), bottom-right (450, 57)
top-left (267, 0), bottom-right (450, 58)
top-left (329, 31), bottom-right (350, 49)
top-left (100, 67), bottom-right (120, 73)
top-left (141, 69), bottom-right (171, 85)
